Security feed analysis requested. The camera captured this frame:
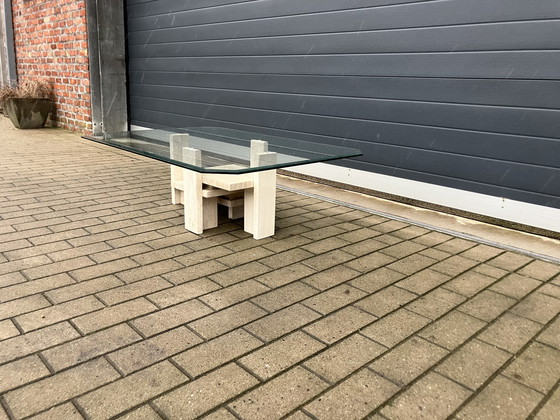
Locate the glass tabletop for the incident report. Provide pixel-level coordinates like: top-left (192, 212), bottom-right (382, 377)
top-left (83, 127), bottom-right (362, 174)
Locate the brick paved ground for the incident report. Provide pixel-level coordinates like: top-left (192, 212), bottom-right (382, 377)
top-left (1, 118), bottom-right (559, 419)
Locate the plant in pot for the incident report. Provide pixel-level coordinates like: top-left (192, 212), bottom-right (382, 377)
top-left (0, 79), bottom-right (52, 129)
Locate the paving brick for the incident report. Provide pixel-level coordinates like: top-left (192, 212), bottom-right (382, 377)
top-left (67, 230), bottom-right (125, 248)
top-left (0, 255), bottom-right (59, 279)
top-left (26, 403), bottom-right (84, 420)
top-left (537, 317), bottom-right (560, 350)
top-left (229, 366), bottom-right (328, 419)
top-left (251, 281), bottom-right (318, 312)
top-left (370, 336), bottom-right (448, 386)
top-left (540, 283), bottom-right (560, 299)
top-left (340, 237), bottom-right (386, 257)
top-left (217, 246), bottom-right (275, 268)
top-left (73, 298), bottom-right (157, 334)
top-left (301, 225), bottom-right (347, 241)
top-left (16, 296), bottom-right (104, 332)
top-left (89, 244), bottom-right (152, 264)
top-left (304, 333), bottom-right (385, 383)
top-left (42, 324), bottom-right (142, 371)
top-left (304, 306), bottom-right (375, 344)
top-left (490, 273), bottom-right (542, 299)
top-left (201, 408), bottom-right (237, 420)
top-left (343, 251), bottom-right (395, 273)
top-left (419, 247), bottom-right (451, 261)
top-left (4, 358), bottom-right (120, 419)
top-left (455, 375), bottom-right (541, 420)
top-left (444, 270), bottom-right (498, 297)
top-left (1, 273), bottom-right (77, 303)
top-left (48, 243), bottom-right (113, 263)
top-left (77, 361), bottom-right (188, 420)
top-left (361, 308), bottom-right (431, 347)
top-left (174, 329), bottom-right (263, 377)
top-left (418, 310), bottom-right (486, 350)
top-left (0, 322), bottom-right (80, 364)
top-left (0, 271), bottom-right (27, 288)
top-left (413, 231), bottom-right (453, 247)
top-left (298, 249), bottom-right (353, 272)
top-left (247, 304), bottom-right (321, 342)
top-left (96, 276), bottom-right (173, 305)
top-left (0, 319), bottom-right (19, 340)
top-left (0, 294), bottom-right (51, 320)
top-left (487, 252), bottom-right (533, 271)
top-left (115, 405), bottom-right (161, 420)
top-left (164, 261), bottom-right (229, 285)
top-left (534, 386), bottom-right (560, 420)
top-left (406, 288), bottom-right (466, 320)
top-left (380, 241), bottom-right (427, 259)
top-left (381, 372), bottom-right (471, 419)
top-left (477, 312), bottom-right (542, 354)
top-left (262, 235), bottom-right (313, 253)
top-left (509, 291), bottom-right (560, 325)
top-left (434, 237), bottom-right (476, 255)
top-left (132, 299), bottom-right (213, 337)
top-left (459, 244), bottom-right (504, 262)
top-left (108, 326), bottom-right (202, 375)
top-left (355, 286), bottom-right (417, 318)
top-left (189, 301), bottom-right (266, 340)
top-left (148, 278), bottom-right (221, 308)
top-left (302, 284), bottom-right (366, 314)
top-left (106, 231), bottom-right (164, 249)
top-left (436, 339), bottom-right (511, 391)
top-left (240, 331), bottom-right (325, 380)
top-left (4, 241), bottom-right (72, 261)
top-left (305, 368), bottom-right (399, 420)
top-left (44, 275), bottom-right (123, 304)
top-left (303, 265), bottom-right (361, 291)
top-left (518, 260), bottom-right (560, 281)
top-left (502, 342), bottom-right (560, 394)
top-left (396, 268), bottom-right (451, 295)
top-left (301, 237), bottom-right (350, 255)
top-left (459, 290), bottom-right (517, 322)
top-left (349, 267), bottom-right (406, 293)
top-left (372, 220), bottom-right (408, 234)
top-left (255, 263), bottom-right (317, 288)
top-left (473, 263), bottom-right (509, 279)
top-left (0, 355), bottom-right (51, 393)
top-left (200, 279), bottom-right (270, 311)
top-left (430, 255), bottom-right (479, 276)
top-left (387, 253), bottom-right (438, 276)
top-left (154, 363), bottom-right (257, 419)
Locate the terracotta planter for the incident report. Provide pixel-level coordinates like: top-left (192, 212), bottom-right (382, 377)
top-left (4, 98), bottom-right (51, 129)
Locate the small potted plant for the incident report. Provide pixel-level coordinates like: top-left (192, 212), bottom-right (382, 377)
top-left (0, 79), bottom-right (52, 129)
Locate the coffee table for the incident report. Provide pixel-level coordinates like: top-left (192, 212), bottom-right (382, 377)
top-left (84, 127), bottom-right (362, 239)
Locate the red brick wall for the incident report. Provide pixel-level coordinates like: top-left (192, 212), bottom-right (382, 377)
top-left (11, 0), bottom-right (92, 133)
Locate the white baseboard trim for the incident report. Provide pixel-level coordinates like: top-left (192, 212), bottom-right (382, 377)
top-left (291, 163), bottom-right (560, 233)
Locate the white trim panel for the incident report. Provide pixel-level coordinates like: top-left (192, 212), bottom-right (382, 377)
top-left (291, 163), bottom-right (560, 233)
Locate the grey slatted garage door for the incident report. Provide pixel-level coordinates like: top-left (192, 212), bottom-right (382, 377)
top-left (126, 0), bottom-right (560, 209)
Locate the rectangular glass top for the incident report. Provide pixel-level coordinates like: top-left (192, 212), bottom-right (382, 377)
top-left (83, 127), bottom-right (362, 174)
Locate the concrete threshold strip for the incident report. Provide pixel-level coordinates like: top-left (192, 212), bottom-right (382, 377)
top-left (278, 184), bottom-right (560, 266)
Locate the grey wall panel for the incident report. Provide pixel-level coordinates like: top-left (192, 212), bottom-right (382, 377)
top-left (130, 84), bottom-right (560, 139)
top-left (126, 0), bottom-right (560, 209)
top-left (129, 21), bottom-right (560, 57)
top-left (129, 72), bottom-right (560, 109)
top-left (128, 52), bottom-right (560, 80)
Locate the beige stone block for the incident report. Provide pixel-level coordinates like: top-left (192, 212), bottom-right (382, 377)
top-left (246, 304), bottom-right (321, 342)
top-left (370, 336), bottom-right (448, 386)
top-left (240, 331), bottom-right (325, 380)
top-left (173, 329), bottom-right (262, 377)
top-left (361, 308), bottom-right (430, 347)
top-left (251, 281), bottom-right (318, 312)
top-left (73, 298), bottom-right (157, 334)
top-left (42, 323), bottom-right (141, 371)
top-left (381, 372), bottom-right (471, 419)
top-left (200, 279), bottom-right (269, 310)
top-left (305, 368), bottom-right (399, 419)
top-left (132, 299), bottom-right (212, 337)
top-left (355, 286), bottom-right (417, 317)
top-left (229, 367), bottom-right (328, 419)
top-left (0, 355), bottom-right (51, 393)
top-left (77, 361), bottom-right (188, 420)
top-left (304, 333), bottom-right (385, 383)
top-left (304, 306), bottom-right (375, 344)
top-left (96, 276), bottom-right (172, 305)
top-left (419, 310), bottom-right (486, 350)
top-left (4, 358), bottom-right (120, 419)
top-left (45, 275), bottom-right (123, 303)
top-left (155, 363), bottom-right (258, 419)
